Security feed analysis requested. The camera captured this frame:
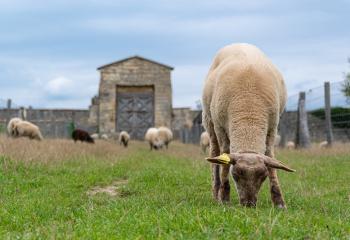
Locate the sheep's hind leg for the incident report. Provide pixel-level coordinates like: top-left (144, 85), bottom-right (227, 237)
top-left (207, 122), bottom-right (220, 201)
top-left (265, 128), bottom-right (286, 208)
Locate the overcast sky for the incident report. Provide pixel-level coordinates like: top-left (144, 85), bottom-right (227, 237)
top-left (0, 0), bottom-right (349, 109)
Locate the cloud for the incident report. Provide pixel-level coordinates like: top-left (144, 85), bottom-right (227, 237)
top-left (44, 77), bottom-right (73, 95)
top-left (0, 56), bottom-right (99, 108)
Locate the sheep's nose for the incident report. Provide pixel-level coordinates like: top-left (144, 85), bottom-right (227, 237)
top-left (240, 199), bottom-right (257, 207)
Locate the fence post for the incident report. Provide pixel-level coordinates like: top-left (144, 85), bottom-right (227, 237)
top-left (324, 82), bottom-right (333, 146)
top-left (279, 110), bottom-right (287, 148)
top-left (5, 99), bottom-right (12, 134)
top-left (7, 99), bottom-right (11, 109)
top-left (19, 107), bottom-right (27, 120)
top-left (295, 91), bottom-right (311, 148)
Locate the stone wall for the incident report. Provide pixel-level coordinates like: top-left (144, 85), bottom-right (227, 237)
top-left (98, 57), bottom-right (173, 134)
top-left (172, 108), bottom-right (200, 139)
top-left (282, 111), bottom-right (350, 142)
top-left (0, 108), bottom-right (94, 138)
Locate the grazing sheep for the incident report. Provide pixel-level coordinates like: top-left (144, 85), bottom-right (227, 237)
top-left (203, 43), bottom-right (295, 208)
top-left (157, 126), bottom-right (173, 149)
top-left (119, 131), bottom-right (130, 147)
top-left (72, 129), bottom-right (94, 143)
top-left (319, 140), bottom-right (328, 148)
top-left (7, 117), bottom-right (22, 137)
top-left (101, 134), bottom-right (109, 140)
top-left (145, 128), bottom-right (163, 150)
top-left (286, 141), bottom-right (295, 149)
top-left (200, 131), bottom-right (210, 153)
top-left (13, 120), bottom-right (43, 140)
top-left (274, 134), bottom-right (281, 147)
top-left (91, 133), bottom-right (99, 139)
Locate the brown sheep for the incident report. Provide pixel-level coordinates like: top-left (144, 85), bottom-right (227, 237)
top-left (203, 43), bottom-right (295, 208)
top-left (72, 129), bottom-right (94, 143)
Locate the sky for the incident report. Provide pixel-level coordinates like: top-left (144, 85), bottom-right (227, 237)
top-left (0, 0), bottom-right (349, 109)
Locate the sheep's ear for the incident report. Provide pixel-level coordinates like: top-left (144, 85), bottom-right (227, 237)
top-left (206, 153), bottom-right (238, 165)
top-left (263, 156), bottom-right (296, 172)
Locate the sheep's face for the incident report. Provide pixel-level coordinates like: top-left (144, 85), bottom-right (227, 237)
top-left (206, 152), bottom-right (295, 207)
top-left (153, 138), bottom-right (164, 150)
top-left (231, 156), bottom-right (268, 207)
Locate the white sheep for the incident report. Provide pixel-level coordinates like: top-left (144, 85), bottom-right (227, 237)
top-left (286, 141), bottom-right (295, 149)
top-left (101, 134), bottom-right (109, 140)
top-left (145, 128), bottom-right (163, 150)
top-left (7, 117), bottom-right (22, 137)
top-left (13, 120), bottom-right (43, 140)
top-left (119, 131), bottom-right (130, 147)
top-left (203, 43), bottom-right (295, 208)
top-left (274, 134), bottom-right (281, 147)
top-left (157, 126), bottom-right (173, 149)
top-left (200, 131), bottom-right (210, 153)
top-left (319, 140), bottom-right (328, 148)
top-left (91, 133), bottom-right (99, 139)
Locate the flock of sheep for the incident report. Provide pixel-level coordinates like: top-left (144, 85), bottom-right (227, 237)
top-left (6, 117), bottom-right (174, 151)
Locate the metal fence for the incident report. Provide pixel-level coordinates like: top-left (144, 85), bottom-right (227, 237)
top-left (180, 80), bottom-right (350, 147)
top-left (282, 81), bottom-right (350, 147)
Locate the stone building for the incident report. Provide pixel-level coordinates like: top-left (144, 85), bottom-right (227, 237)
top-left (90, 56), bottom-right (173, 139)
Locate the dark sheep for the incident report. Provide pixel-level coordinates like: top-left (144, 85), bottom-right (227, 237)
top-left (72, 129), bottom-right (94, 144)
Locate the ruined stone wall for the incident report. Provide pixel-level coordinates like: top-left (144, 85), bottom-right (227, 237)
top-left (0, 108), bottom-right (94, 138)
top-left (171, 108), bottom-right (200, 139)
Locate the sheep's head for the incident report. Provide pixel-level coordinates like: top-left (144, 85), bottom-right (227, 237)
top-left (153, 138), bottom-right (164, 150)
top-left (206, 152), bottom-right (295, 207)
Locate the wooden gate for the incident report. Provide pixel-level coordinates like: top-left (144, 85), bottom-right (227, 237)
top-left (116, 86), bottom-right (154, 140)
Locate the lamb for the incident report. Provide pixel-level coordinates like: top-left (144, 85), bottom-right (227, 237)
top-left (200, 131), bottom-right (210, 153)
top-left (72, 129), bottom-right (94, 143)
top-left (144, 127), bottom-right (163, 150)
top-left (7, 117), bottom-right (22, 137)
top-left (119, 131), bottom-right (130, 147)
top-left (13, 120), bottom-right (43, 140)
top-left (203, 43), bottom-right (295, 208)
top-left (157, 126), bottom-right (173, 149)
top-left (286, 141), bottom-right (295, 149)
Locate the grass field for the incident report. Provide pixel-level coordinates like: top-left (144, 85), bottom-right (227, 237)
top-left (0, 137), bottom-right (349, 239)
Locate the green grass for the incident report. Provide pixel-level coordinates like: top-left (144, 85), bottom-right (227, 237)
top-left (0, 141), bottom-right (349, 239)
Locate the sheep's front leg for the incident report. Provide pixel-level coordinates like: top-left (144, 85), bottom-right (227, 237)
top-left (219, 165), bottom-right (230, 203)
top-left (267, 169), bottom-right (285, 208)
top-left (265, 128), bottom-right (286, 208)
top-left (211, 164), bottom-right (220, 200)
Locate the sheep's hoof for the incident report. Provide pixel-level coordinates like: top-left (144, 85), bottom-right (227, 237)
top-left (276, 203), bottom-right (287, 209)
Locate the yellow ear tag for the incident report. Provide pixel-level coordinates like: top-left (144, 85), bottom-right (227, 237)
top-left (216, 153), bottom-right (231, 164)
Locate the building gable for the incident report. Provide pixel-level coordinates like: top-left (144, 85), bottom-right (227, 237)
top-left (97, 55), bottom-right (174, 71)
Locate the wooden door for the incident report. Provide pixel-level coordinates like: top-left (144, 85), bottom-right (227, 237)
top-left (116, 86), bottom-right (154, 139)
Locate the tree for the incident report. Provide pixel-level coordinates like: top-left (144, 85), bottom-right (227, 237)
top-left (341, 58), bottom-right (350, 103)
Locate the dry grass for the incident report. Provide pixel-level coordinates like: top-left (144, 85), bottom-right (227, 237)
top-left (1, 134), bottom-right (350, 165)
top-left (0, 135), bottom-right (135, 165)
